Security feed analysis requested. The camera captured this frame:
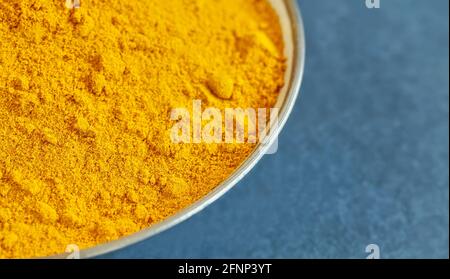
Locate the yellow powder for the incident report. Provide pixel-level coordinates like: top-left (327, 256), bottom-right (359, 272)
top-left (0, 0), bottom-right (286, 258)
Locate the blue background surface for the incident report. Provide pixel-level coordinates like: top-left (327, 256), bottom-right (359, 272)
top-left (103, 0), bottom-right (449, 259)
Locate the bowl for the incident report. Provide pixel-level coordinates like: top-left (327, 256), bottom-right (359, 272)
top-left (52, 0), bottom-right (305, 259)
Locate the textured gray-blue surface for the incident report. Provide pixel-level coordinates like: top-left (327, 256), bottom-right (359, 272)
top-left (102, 0), bottom-right (449, 259)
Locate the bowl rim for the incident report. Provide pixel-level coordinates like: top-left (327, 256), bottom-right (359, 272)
top-left (50, 0), bottom-right (305, 259)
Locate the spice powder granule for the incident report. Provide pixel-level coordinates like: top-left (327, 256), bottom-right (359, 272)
top-left (0, 0), bottom-right (286, 258)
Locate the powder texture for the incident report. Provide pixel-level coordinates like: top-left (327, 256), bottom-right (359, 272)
top-left (0, 0), bottom-right (285, 258)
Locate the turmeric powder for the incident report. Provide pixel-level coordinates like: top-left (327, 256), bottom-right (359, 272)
top-left (0, 0), bottom-right (286, 258)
